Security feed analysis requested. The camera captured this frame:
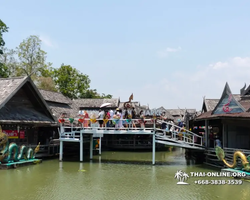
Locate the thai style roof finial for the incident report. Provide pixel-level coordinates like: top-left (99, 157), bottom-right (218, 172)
top-left (240, 83), bottom-right (246, 96)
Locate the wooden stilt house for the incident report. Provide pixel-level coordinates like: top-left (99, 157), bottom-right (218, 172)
top-left (0, 76), bottom-right (57, 157)
top-left (193, 82), bottom-right (250, 167)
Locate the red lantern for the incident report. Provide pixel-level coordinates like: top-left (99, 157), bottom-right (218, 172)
top-left (78, 118), bottom-right (84, 123)
top-left (58, 118), bottom-right (65, 123)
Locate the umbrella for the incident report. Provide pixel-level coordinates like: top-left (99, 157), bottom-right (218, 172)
top-left (100, 103), bottom-right (111, 108)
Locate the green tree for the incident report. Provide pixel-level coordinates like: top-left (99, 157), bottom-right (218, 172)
top-left (0, 20), bottom-right (9, 77)
top-left (53, 64), bottom-right (91, 99)
top-left (100, 93), bottom-right (112, 99)
top-left (0, 47), bottom-right (18, 77)
top-left (80, 89), bottom-right (99, 98)
top-left (16, 35), bottom-right (50, 77)
top-left (0, 63), bottom-right (8, 78)
top-left (37, 76), bottom-right (57, 92)
top-left (79, 89), bottom-right (112, 99)
top-left (0, 19), bottom-right (8, 54)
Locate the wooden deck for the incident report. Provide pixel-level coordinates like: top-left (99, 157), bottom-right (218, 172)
top-left (58, 119), bottom-right (204, 164)
top-left (0, 159), bottom-right (42, 169)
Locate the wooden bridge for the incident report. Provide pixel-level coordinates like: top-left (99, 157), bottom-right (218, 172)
top-left (59, 119), bottom-right (205, 164)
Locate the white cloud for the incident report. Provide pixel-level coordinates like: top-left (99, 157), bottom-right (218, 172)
top-left (157, 47), bottom-right (181, 58)
top-left (138, 56), bottom-right (250, 110)
top-left (39, 35), bottom-right (57, 48)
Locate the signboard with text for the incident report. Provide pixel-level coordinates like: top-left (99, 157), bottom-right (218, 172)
top-left (2, 130), bottom-right (25, 139)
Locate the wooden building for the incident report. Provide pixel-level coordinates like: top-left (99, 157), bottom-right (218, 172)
top-left (0, 76), bottom-right (57, 156)
top-left (193, 82), bottom-right (250, 167)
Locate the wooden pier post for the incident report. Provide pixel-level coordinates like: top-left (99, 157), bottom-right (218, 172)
top-left (99, 137), bottom-right (102, 155)
top-left (80, 131), bottom-right (83, 162)
top-left (59, 140), bottom-right (63, 161)
top-left (59, 123), bottom-right (63, 161)
top-left (152, 119), bottom-right (156, 165)
top-left (90, 134), bottom-right (93, 160)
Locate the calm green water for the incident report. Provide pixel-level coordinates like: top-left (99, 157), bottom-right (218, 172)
top-left (0, 149), bottom-right (249, 200)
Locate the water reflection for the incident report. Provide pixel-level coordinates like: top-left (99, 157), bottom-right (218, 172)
top-left (0, 149), bottom-right (249, 200)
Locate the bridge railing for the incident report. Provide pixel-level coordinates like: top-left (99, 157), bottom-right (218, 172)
top-left (59, 118), bottom-right (204, 147)
top-left (156, 120), bottom-right (204, 147)
top-left (59, 118), bottom-right (156, 139)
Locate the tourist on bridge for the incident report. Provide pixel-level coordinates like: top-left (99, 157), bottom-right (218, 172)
top-left (109, 109), bottom-right (114, 127)
top-left (123, 108), bottom-right (129, 129)
top-left (139, 110), bottom-right (145, 130)
top-left (176, 119), bottom-right (183, 132)
top-left (114, 108), bottom-right (121, 129)
top-left (104, 110), bottom-right (110, 127)
top-left (169, 120), bottom-right (175, 134)
top-left (83, 110), bottom-right (89, 128)
top-left (98, 109), bottom-right (105, 128)
top-left (161, 112), bottom-right (167, 136)
top-left (118, 109), bottom-right (124, 129)
top-left (131, 107), bottom-right (137, 129)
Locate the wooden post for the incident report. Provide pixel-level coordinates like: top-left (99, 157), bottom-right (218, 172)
top-left (59, 140), bottom-right (63, 161)
top-left (99, 137), bottom-right (102, 155)
top-left (205, 120), bottom-right (208, 147)
top-left (152, 119), bottom-right (156, 165)
top-left (80, 131), bottom-right (83, 161)
top-left (152, 133), bottom-right (155, 165)
top-left (90, 134), bottom-right (93, 160)
top-left (222, 124), bottom-right (225, 148)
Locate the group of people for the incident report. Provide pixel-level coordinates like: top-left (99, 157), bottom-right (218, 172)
top-left (79, 108), bottom-right (187, 133)
top-left (97, 107), bottom-right (138, 129)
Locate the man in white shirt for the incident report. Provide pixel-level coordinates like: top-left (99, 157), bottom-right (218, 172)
top-left (98, 109), bottom-right (104, 127)
top-left (109, 109), bottom-right (114, 119)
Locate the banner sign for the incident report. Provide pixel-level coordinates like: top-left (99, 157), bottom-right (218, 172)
top-left (2, 130), bottom-right (25, 139)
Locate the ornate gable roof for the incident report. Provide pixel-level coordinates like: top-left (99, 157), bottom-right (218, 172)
top-left (212, 83), bottom-right (245, 115)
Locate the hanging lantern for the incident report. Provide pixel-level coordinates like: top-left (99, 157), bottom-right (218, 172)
top-left (78, 118), bottom-right (84, 123)
top-left (90, 118), bottom-right (97, 123)
top-left (58, 118), bottom-right (65, 123)
top-left (69, 118), bottom-right (74, 123)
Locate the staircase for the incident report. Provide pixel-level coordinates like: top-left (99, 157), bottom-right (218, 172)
top-left (155, 120), bottom-right (205, 150)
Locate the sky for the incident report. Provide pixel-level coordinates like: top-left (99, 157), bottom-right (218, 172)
top-left (2, 0), bottom-right (250, 110)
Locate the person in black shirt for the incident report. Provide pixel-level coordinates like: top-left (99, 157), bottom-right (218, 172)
top-left (131, 107), bottom-right (137, 129)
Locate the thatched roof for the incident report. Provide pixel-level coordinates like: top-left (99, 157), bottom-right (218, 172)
top-left (119, 101), bottom-right (140, 109)
top-left (39, 89), bottom-right (72, 104)
top-left (46, 102), bottom-right (77, 118)
top-left (0, 76), bottom-right (27, 106)
top-left (166, 109), bottom-right (196, 116)
top-left (0, 76), bottom-right (56, 124)
top-left (202, 99), bottom-right (219, 112)
top-left (74, 98), bottom-right (119, 109)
